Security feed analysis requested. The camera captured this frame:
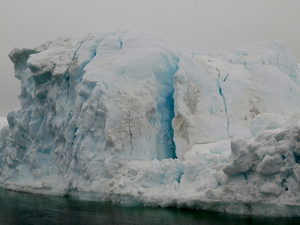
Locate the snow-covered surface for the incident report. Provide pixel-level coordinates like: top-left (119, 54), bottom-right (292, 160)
top-left (0, 117), bottom-right (8, 130)
top-left (1, 29), bottom-right (300, 216)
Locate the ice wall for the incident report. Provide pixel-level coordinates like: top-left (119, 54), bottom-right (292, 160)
top-left (0, 29), bottom-right (178, 190)
top-left (1, 30), bottom-right (300, 216)
top-left (173, 41), bottom-right (300, 159)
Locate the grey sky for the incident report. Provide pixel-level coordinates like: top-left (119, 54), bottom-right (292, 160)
top-left (1, 0), bottom-right (299, 116)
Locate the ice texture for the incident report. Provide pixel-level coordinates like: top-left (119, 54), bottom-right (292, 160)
top-left (0, 118), bottom-right (7, 129)
top-left (1, 29), bottom-right (300, 216)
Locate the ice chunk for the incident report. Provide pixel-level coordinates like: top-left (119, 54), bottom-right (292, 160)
top-left (260, 182), bottom-right (284, 196)
top-left (250, 113), bottom-right (284, 137)
top-left (256, 155), bottom-right (284, 176)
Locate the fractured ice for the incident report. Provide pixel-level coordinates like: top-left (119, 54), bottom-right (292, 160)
top-left (1, 29), bottom-right (300, 216)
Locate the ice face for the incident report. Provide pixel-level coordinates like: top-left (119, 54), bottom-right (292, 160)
top-left (173, 43), bottom-right (300, 160)
top-left (1, 29), bottom-right (179, 186)
top-left (1, 29), bottom-right (300, 216)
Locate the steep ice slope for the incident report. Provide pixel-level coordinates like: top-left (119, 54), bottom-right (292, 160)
top-left (0, 30), bottom-right (300, 216)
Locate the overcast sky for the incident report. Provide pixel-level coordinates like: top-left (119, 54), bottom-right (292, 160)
top-left (0, 0), bottom-right (299, 116)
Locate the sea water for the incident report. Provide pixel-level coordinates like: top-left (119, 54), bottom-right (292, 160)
top-left (0, 188), bottom-right (298, 225)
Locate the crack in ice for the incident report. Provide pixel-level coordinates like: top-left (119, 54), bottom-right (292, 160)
top-left (63, 41), bottom-right (84, 104)
top-left (64, 40), bottom-right (85, 79)
top-left (128, 110), bottom-right (133, 156)
top-left (216, 68), bottom-right (232, 138)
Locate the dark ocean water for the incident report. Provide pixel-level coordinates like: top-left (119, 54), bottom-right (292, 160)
top-left (0, 188), bottom-right (298, 225)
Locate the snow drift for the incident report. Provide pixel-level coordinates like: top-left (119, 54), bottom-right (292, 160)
top-left (1, 29), bottom-right (300, 216)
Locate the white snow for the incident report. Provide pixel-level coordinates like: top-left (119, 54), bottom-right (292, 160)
top-left (0, 117), bottom-right (7, 129)
top-left (1, 29), bottom-right (300, 216)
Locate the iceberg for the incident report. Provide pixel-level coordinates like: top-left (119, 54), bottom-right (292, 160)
top-left (1, 29), bottom-right (300, 216)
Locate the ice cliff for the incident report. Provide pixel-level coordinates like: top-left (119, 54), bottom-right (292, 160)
top-left (1, 29), bottom-right (300, 216)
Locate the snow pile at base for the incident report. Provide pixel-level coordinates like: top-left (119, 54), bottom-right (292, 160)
top-left (1, 29), bottom-right (300, 216)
